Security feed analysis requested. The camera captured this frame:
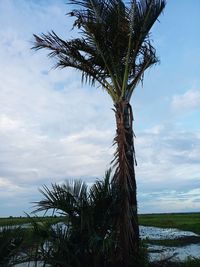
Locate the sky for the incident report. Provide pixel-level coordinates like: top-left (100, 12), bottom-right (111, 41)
top-left (0, 0), bottom-right (200, 217)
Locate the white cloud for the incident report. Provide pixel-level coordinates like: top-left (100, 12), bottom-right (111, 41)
top-left (171, 89), bottom-right (200, 111)
top-left (136, 126), bottom-right (200, 197)
top-left (139, 188), bottom-right (200, 214)
top-left (0, 0), bottom-right (116, 216)
top-left (0, 177), bottom-right (18, 189)
top-left (0, 115), bottom-right (22, 132)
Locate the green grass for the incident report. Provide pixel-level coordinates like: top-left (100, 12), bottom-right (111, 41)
top-left (175, 258), bottom-right (200, 267)
top-left (0, 216), bottom-right (63, 227)
top-left (156, 258), bottom-right (200, 267)
top-left (147, 236), bottom-right (200, 247)
top-left (1, 213), bottom-right (200, 234)
top-left (138, 213), bottom-right (200, 235)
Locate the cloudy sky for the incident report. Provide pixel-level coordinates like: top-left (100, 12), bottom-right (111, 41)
top-left (0, 0), bottom-right (200, 217)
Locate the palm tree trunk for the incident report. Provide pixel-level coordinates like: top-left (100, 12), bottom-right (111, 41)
top-left (113, 100), bottom-right (139, 267)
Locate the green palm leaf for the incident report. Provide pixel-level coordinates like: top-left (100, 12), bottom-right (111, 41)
top-left (32, 180), bottom-right (88, 217)
top-left (33, 0), bottom-right (165, 102)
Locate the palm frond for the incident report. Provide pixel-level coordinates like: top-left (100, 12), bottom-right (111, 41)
top-left (32, 180), bottom-right (87, 216)
top-left (33, 0), bottom-right (165, 102)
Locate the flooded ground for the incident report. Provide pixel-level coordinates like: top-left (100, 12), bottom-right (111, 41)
top-left (148, 243), bottom-right (200, 261)
top-left (4, 224), bottom-right (199, 265)
top-left (140, 225), bottom-right (199, 240)
top-left (14, 262), bottom-right (48, 267)
top-left (140, 225), bottom-right (200, 261)
top-left (0, 223), bottom-right (31, 232)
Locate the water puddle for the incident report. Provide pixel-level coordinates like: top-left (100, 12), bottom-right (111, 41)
top-left (140, 225), bottom-right (198, 240)
top-left (14, 262), bottom-right (48, 267)
top-left (0, 223), bottom-right (31, 231)
top-left (140, 226), bottom-right (200, 261)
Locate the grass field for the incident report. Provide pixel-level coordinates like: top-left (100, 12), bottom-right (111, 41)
top-left (139, 213), bottom-right (200, 235)
top-left (0, 216), bottom-right (62, 227)
top-left (0, 213), bottom-right (199, 234)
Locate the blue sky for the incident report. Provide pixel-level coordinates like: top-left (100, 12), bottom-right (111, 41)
top-left (0, 0), bottom-right (200, 216)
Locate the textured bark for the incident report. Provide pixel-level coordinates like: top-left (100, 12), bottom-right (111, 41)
top-left (113, 100), bottom-right (139, 267)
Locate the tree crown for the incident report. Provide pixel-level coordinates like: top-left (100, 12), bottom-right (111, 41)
top-left (33, 0), bottom-right (166, 103)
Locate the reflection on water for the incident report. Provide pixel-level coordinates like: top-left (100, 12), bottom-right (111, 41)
top-left (0, 223), bottom-right (30, 232)
top-left (140, 226), bottom-right (200, 261)
top-left (148, 243), bottom-right (200, 262)
top-left (139, 225), bottom-right (198, 240)
top-left (14, 262), bottom-right (45, 267)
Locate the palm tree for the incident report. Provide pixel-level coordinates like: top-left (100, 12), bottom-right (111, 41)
top-left (32, 0), bottom-right (166, 266)
top-left (30, 170), bottom-right (122, 267)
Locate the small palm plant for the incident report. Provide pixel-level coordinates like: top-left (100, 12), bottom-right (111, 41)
top-left (29, 170), bottom-right (120, 267)
top-left (0, 172), bottom-right (147, 266)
